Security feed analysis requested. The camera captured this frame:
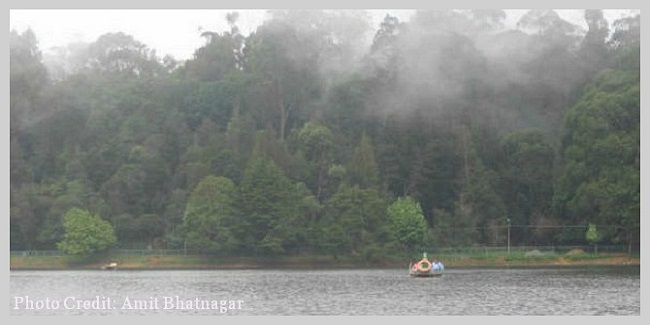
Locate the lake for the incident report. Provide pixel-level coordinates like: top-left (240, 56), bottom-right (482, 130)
top-left (9, 266), bottom-right (640, 316)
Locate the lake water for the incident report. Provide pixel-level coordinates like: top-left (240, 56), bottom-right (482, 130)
top-left (9, 266), bottom-right (640, 316)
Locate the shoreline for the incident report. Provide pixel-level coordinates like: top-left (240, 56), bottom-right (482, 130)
top-left (10, 253), bottom-right (639, 271)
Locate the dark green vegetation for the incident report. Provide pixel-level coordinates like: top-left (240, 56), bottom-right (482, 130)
top-left (10, 10), bottom-right (639, 260)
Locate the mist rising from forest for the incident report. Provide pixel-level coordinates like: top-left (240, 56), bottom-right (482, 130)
top-left (9, 9), bottom-right (640, 254)
top-left (32, 9), bottom-right (636, 135)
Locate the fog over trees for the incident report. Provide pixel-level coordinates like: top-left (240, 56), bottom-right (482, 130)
top-left (10, 10), bottom-right (639, 258)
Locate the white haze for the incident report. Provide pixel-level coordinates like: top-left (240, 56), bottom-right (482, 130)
top-left (9, 9), bottom-right (637, 61)
top-left (9, 9), bottom-right (413, 61)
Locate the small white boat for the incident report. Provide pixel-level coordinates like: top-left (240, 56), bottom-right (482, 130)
top-left (101, 262), bottom-right (118, 270)
top-left (409, 253), bottom-right (444, 277)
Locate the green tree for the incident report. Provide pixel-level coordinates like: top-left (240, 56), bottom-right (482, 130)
top-left (499, 128), bottom-right (554, 244)
top-left (182, 12), bottom-right (244, 82)
top-left (57, 207), bottom-right (117, 256)
top-left (516, 10), bottom-right (586, 136)
top-left (10, 28), bottom-right (50, 202)
top-left (234, 157), bottom-right (303, 255)
top-left (182, 81), bottom-right (240, 132)
top-left (249, 129), bottom-right (294, 174)
top-left (431, 204), bottom-right (478, 247)
top-left (366, 13), bottom-right (403, 87)
top-left (323, 185), bottom-right (388, 255)
top-left (554, 56), bottom-right (639, 245)
top-left (376, 113), bottom-right (408, 196)
top-left (314, 223), bottom-right (349, 259)
top-left (349, 132), bottom-right (380, 189)
top-left (79, 32), bottom-right (163, 78)
top-left (585, 223), bottom-right (601, 254)
top-left (243, 16), bottom-right (323, 140)
top-left (297, 122), bottom-right (334, 201)
top-left (10, 184), bottom-right (52, 250)
top-left (183, 176), bottom-right (238, 254)
top-left (387, 196), bottom-right (428, 251)
top-left (408, 137), bottom-right (461, 223)
top-left (324, 78), bottom-right (370, 143)
top-left (457, 128), bottom-right (507, 244)
top-left (36, 179), bottom-right (108, 249)
top-left (99, 148), bottom-right (171, 241)
top-left (10, 28), bottom-right (49, 134)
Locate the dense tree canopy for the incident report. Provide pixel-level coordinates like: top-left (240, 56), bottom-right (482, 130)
top-left (554, 51), bottom-right (640, 246)
top-left (10, 10), bottom-right (640, 256)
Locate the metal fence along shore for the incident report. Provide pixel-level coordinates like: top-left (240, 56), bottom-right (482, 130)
top-left (10, 245), bottom-right (636, 258)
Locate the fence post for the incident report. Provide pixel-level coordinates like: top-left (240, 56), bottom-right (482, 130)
top-left (507, 218), bottom-right (511, 256)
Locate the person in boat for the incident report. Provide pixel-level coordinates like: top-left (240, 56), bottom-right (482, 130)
top-left (431, 260), bottom-right (438, 272)
top-left (431, 259), bottom-right (443, 272)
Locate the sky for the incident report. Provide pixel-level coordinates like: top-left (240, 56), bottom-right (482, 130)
top-left (9, 9), bottom-right (413, 61)
top-left (9, 9), bottom-right (639, 61)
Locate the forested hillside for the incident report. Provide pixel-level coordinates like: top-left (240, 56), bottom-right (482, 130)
top-left (10, 10), bottom-right (640, 257)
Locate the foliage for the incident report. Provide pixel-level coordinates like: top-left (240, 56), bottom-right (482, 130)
top-left (296, 122), bottom-right (334, 201)
top-left (554, 56), bottom-right (639, 244)
top-left (9, 10), bottom-right (640, 256)
top-left (322, 185), bottom-right (388, 254)
top-left (585, 223), bottom-right (602, 254)
top-left (499, 128), bottom-right (554, 243)
top-left (348, 132), bottom-right (380, 189)
top-left (234, 157), bottom-right (303, 255)
top-left (57, 208), bottom-right (117, 256)
top-left (387, 196), bottom-right (428, 250)
top-left (585, 223), bottom-right (601, 244)
top-left (183, 176), bottom-right (237, 255)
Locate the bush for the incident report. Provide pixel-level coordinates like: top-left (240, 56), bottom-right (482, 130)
top-left (57, 208), bottom-right (117, 256)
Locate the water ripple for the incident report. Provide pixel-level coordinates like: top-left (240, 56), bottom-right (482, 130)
top-left (10, 267), bottom-right (640, 316)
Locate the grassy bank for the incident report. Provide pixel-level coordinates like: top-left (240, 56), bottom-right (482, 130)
top-left (10, 251), bottom-right (639, 270)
